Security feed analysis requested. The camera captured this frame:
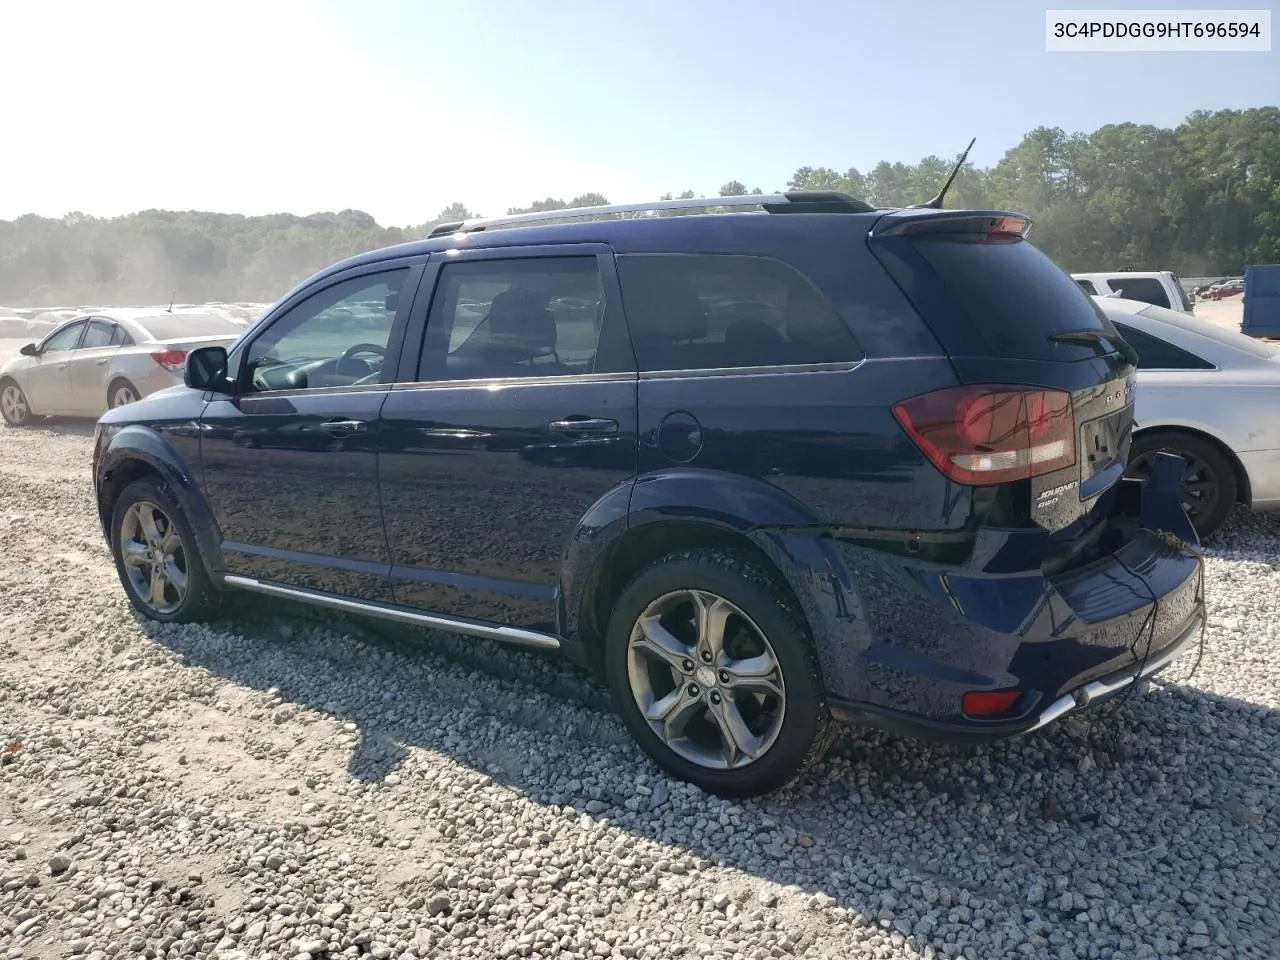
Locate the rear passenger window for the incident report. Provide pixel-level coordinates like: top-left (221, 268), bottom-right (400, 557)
top-left (81, 320), bottom-right (115, 349)
top-left (1109, 277), bottom-right (1170, 309)
top-left (615, 254), bottom-right (861, 372)
top-left (419, 257), bottom-right (630, 381)
top-left (1112, 322), bottom-right (1215, 370)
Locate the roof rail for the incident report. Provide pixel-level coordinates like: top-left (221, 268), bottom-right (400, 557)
top-left (426, 191), bottom-right (874, 238)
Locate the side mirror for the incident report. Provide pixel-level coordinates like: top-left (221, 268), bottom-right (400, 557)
top-left (185, 346), bottom-right (231, 391)
top-left (19, 343), bottom-right (38, 357)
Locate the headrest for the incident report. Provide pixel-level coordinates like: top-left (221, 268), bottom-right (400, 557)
top-left (487, 289), bottom-right (557, 354)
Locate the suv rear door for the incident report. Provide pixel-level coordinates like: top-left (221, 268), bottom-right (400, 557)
top-left (869, 212), bottom-right (1136, 533)
top-left (377, 245), bottom-right (639, 634)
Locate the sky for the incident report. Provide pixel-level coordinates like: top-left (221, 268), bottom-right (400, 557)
top-left (1, 0), bottom-right (1275, 227)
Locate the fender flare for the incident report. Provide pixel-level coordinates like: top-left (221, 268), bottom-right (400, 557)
top-left (559, 467), bottom-right (825, 649)
top-left (97, 425), bottom-right (227, 579)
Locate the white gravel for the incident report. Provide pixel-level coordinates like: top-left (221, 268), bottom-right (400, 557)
top-left (2, 359), bottom-right (1279, 959)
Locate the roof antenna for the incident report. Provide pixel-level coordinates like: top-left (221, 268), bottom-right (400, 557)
top-left (167, 293), bottom-right (174, 313)
top-left (913, 137), bottom-right (976, 210)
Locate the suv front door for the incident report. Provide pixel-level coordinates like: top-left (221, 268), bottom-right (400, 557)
top-left (198, 263), bottom-right (421, 602)
top-left (378, 245), bottom-right (638, 633)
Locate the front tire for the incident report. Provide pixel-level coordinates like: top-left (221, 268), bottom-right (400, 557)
top-left (1127, 431), bottom-right (1238, 540)
top-left (604, 547), bottom-right (833, 798)
top-left (0, 378), bottom-right (32, 426)
top-left (110, 478), bottom-right (220, 623)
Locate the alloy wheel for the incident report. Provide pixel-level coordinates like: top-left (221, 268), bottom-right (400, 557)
top-left (626, 589), bottom-right (786, 770)
top-left (119, 500), bottom-right (190, 615)
top-left (1127, 447), bottom-right (1218, 528)
top-left (1, 384), bottom-right (27, 424)
top-left (110, 384), bottom-right (137, 408)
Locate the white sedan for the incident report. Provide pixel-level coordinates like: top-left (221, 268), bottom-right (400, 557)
top-left (1, 310), bottom-right (244, 426)
top-left (1097, 295), bottom-right (1280, 539)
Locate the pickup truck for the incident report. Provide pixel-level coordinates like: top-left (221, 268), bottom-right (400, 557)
top-left (1071, 271), bottom-right (1195, 314)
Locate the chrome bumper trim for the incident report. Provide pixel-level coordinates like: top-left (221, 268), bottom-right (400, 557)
top-left (1028, 612), bottom-right (1203, 733)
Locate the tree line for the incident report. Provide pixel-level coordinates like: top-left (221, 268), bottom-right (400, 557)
top-left (1, 107), bottom-right (1274, 306)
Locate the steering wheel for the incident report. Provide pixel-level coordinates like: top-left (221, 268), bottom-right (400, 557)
top-left (335, 342), bottom-right (386, 376)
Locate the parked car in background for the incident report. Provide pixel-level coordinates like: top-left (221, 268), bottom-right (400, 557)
top-left (92, 196), bottom-right (1205, 797)
top-left (1097, 295), bottom-right (1280, 539)
top-left (1204, 278), bottom-right (1245, 301)
top-left (1072, 271), bottom-right (1195, 314)
top-left (1, 311), bottom-right (244, 426)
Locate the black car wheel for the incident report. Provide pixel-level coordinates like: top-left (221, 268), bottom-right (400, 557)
top-left (110, 478), bottom-right (220, 623)
top-left (1127, 431), bottom-right (1237, 540)
top-left (0, 379), bottom-right (32, 426)
top-left (604, 547), bottom-right (833, 798)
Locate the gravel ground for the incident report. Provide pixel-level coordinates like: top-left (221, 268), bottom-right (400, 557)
top-left (2, 325), bottom-right (1279, 960)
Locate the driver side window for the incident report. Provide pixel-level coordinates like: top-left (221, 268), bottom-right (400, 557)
top-left (244, 269), bottom-right (410, 393)
top-left (42, 321), bottom-right (86, 353)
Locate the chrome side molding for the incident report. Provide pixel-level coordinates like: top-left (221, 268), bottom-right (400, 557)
top-left (222, 575), bottom-right (562, 650)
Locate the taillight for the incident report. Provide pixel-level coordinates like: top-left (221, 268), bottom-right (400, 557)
top-left (892, 385), bottom-right (1075, 485)
top-left (151, 350), bottom-right (187, 373)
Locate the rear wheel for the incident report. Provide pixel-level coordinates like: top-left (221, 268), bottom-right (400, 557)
top-left (604, 547), bottom-right (833, 797)
top-left (108, 378), bottom-right (140, 409)
top-left (1127, 431), bottom-right (1237, 540)
top-left (110, 478), bottom-right (220, 623)
top-left (0, 379), bottom-right (31, 426)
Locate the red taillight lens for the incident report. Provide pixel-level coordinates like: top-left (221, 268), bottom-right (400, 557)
top-left (893, 385), bottom-right (1075, 486)
top-left (151, 349), bottom-right (187, 373)
top-left (962, 690), bottom-right (1021, 717)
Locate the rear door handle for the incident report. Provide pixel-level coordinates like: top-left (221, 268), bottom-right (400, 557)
top-left (319, 419), bottom-right (368, 435)
top-left (95, 359), bottom-right (108, 365)
top-left (549, 417), bottom-right (618, 435)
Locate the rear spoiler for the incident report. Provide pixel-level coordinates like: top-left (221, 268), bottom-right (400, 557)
top-left (870, 211), bottom-right (1033, 239)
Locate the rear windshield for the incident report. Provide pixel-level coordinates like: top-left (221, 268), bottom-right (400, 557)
top-left (911, 237), bottom-right (1116, 361)
top-left (1137, 304), bottom-right (1280, 360)
top-left (134, 314), bottom-right (243, 341)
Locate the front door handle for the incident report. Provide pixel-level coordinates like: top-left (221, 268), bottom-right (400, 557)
top-left (549, 417), bottom-right (618, 435)
top-left (319, 419), bottom-right (368, 435)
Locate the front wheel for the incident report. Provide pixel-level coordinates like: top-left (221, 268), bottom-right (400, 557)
top-left (0, 379), bottom-right (32, 426)
top-left (110, 478), bottom-right (220, 622)
top-left (1127, 431), bottom-right (1237, 540)
top-left (604, 547), bottom-right (833, 798)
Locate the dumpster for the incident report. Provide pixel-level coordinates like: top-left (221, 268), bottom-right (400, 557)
top-left (1241, 263), bottom-right (1280, 338)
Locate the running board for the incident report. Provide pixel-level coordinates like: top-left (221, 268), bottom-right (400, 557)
top-left (222, 575), bottom-right (562, 651)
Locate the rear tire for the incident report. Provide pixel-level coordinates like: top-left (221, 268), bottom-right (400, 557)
top-left (604, 547), bottom-right (833, 798)
top-left (1127, 430), bottom-right (1237, 540)
top-left (110, 478), bottom-right (220, 623)
top-left (0, 378), bottom-right (32, 426)
top-left (107, 378), bottom-right (140, 410)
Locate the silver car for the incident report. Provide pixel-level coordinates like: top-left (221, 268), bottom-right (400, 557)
top-left (1, 311), bottom-right (244, 426)
top-left (1097, 295), bottom-right (1280, 539)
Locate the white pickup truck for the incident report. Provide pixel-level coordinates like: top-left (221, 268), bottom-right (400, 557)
top-left (1071, 271), bottom-right (1195, 315)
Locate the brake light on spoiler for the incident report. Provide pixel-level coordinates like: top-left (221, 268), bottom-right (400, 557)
top-left (150, 350), bottom-right (187, 373)
top-left (893, 385), bottom-right (1075, 485)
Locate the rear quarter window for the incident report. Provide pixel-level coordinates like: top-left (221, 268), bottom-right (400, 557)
top-left (616, 253), bottom-right (863, 372)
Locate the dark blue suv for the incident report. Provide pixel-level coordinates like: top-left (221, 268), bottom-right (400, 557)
top-left (92, 193), bottom-right (1206, 797)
